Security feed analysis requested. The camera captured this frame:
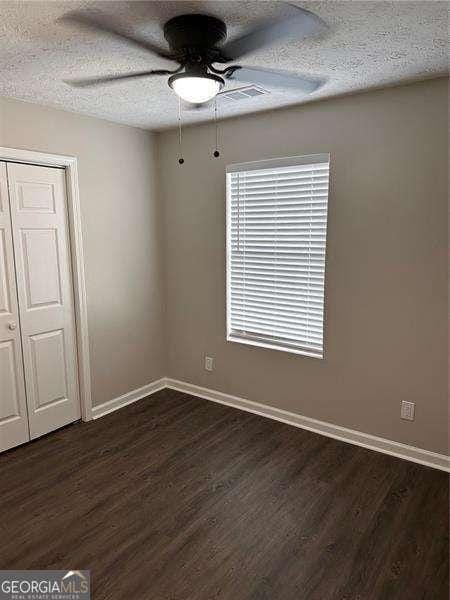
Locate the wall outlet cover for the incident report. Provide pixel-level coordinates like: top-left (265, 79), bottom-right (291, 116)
top-left (401, 400), bottom-right (415, 421)
top-left (205, 356), bottom-right (214, 372)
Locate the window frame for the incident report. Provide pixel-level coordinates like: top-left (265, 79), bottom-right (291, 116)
top-left (226, 153), bottom-right (330, 359)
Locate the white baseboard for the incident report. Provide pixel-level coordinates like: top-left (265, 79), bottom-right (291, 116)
top-left (165, 378), bottom-right (450, 473)
top-left (90, 376), bottom-right (449, 472)
top-left (91, 378), bottom-right (166, 419)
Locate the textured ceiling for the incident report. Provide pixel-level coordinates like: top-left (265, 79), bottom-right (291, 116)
top-left (0, 1), bottom-right (447, 130)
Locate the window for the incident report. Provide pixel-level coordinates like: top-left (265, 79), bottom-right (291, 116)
top-left (226, 154), bottom-right (330, 358)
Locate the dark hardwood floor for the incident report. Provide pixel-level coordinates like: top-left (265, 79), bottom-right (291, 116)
top-left (1, 389), bottom-right (448, 599)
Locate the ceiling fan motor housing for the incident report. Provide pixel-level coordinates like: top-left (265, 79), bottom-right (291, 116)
top-left (164, 14), bottom-right (227, 62)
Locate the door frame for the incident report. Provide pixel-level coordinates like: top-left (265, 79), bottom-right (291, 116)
top-left (0, 146), bottom-right (92, 420)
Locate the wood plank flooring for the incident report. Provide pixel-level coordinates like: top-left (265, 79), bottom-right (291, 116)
top-left (1, 389), bottom-right (448, 599)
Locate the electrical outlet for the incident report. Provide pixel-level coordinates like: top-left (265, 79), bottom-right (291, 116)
top-left (401, 401), bottom-right (415, 421)
top-left (205, 356), bottom-right (214, 372)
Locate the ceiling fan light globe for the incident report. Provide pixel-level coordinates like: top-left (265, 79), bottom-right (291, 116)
top-left (169, 74), bottom-right (224, 104)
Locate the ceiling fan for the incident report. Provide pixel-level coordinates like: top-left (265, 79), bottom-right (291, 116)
top-left (59, 5), bottom-right (328, 105)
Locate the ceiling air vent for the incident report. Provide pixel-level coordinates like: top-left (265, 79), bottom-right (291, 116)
top-left (220, 85), bottom-right (269, 102)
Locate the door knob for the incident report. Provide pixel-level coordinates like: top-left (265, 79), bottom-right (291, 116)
top-left (8, 322), bottom-right (17, 331)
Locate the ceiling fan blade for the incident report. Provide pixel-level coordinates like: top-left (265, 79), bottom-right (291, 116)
top-left (65, 69), bottom-right (173, 89)
top-left (59, 10), bottom-right (175, 61)
top-left (227, 66), bottom-right (325, 94)
top-left (218, 5), bottom-right (327, 61)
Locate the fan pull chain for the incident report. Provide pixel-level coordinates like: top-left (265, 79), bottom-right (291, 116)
top-left (213, 98), bottom-right (220, 158)
top-left (178, 97), bottom-right (184, 165)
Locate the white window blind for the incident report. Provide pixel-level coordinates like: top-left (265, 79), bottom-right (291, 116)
top-left (226, 154), bottom-right (330, 358)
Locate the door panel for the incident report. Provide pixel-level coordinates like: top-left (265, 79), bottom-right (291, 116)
top-left (0, 162), bottom-right (30, 452)
top-left (21, 228), bottom-right (62, 309)
top-left (0, 229), bottom-right (11, 314)
top-left (0, 341), bottom-right (24, 419)
top-left (7, 163), bottom-right (80, 439)
top-left (17, 181), bottom-right (56, 213)
top-left (30, 329), bottom-right (68, 410)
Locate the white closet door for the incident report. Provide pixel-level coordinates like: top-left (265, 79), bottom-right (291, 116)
top-left (0, 163), bottom-right (30, 451)
top-left (7, 163), bottom-right (80, 439)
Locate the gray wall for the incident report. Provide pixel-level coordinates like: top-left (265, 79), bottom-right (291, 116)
top-left (0, 97), bottom-right (166, 406)
top-left (158, 78), bottom-right (448, 455)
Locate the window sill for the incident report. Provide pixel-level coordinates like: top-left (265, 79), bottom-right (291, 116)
top-left (226, 334), bottom-right (323, 359)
